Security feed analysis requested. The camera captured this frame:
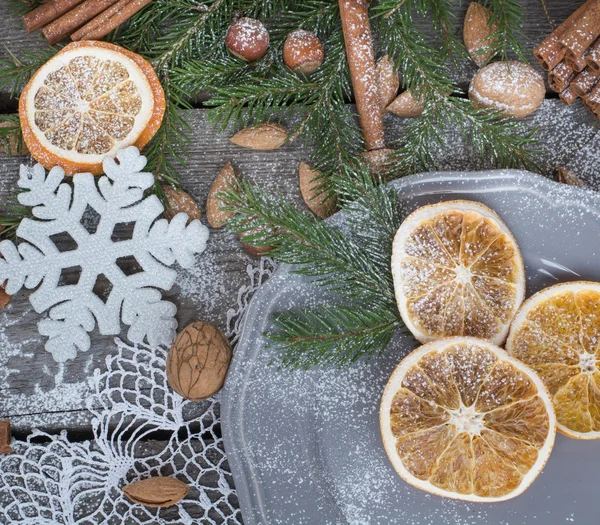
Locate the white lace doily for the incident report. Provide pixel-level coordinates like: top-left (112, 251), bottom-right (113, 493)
top-left (0, 257), bottom-right (276, 525)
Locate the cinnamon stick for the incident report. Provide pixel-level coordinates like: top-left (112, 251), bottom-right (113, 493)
top-left (534, 0), bottom-right (594, 71)
top-left (338, 0), bottom-right (385, 152)
top-left (22, 0), bottom-right (85, 33)
top-left (561, 0), bottom-right (600, 71)
top-left (71, 0), bottom-right (153, 41)
top-left (587, 38), bottom-right (600, 72)
top-left (0, 421), bottom-right (11, 455)
top-left (571, 66), bottom-right (600, 97)
top-left (42, 0), bottom-right (121, 45)
top-left (559, 86), bottom-right (578, 105)
top-left (583, 81), bottom-right (600, 109)
top-left (548, 62), bottom-right (574, 93)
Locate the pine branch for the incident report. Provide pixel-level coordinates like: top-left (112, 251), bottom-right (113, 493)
top-left (269, 305), bottom-right (403, 369)
top-left (221, 178), bottom-right (397, 309)
top-left (7, 0), bottom-right (44, 16)
top-left (0, 46), bottom-right (60, 98)
top-left (0, 115), bottom-right (24, 157)
top-left (480, 0), bottom-right (527, 61)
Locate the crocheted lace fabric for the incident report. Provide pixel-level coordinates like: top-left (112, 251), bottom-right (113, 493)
top-left (0, 257), bottom-right (276, 524)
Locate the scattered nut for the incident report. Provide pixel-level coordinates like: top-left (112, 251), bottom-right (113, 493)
top-left (0, 420), bottom-right (12, 454)
top-left (386, 90), bottom-right (424, 117)
top-left (207, 162), bottom-right (238, 228)
top-left (226, 17), bottom-right (269, 62)
top-left (0, 286), bottom-right (10, 309)
top-left (376, 55), bottom-right (399, 111)
top-left (557, 167), bottom-right (586, 187)
top-left (469, 61), bottom-right (545, 118)
top-left (162, 186), bottom-right (202, 222)
top-left (283, 29), bottom-right (324, 75)
top-left (122, 477), bottom-right (189, 508)
top-left (230, 123), bottom-right (288, 150)
top-left (298, 162), bottom-right (336, 219)
top-left (463, 2), bottom-right (498, 67)
top-left (167, 321), bottom-right (232, 401)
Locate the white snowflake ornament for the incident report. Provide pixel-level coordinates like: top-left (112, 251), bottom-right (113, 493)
top-left (0, 147), bottom-right (209, 362)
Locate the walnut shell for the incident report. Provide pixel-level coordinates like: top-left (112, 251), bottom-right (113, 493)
top-left (468, 61), bottom-right (545, 118)
top-left (206, 161), bottom-right (238, 228)
top-left (167, 321), bottom-right (232, 401)
top-left (163, 186), bottom-right (202, 222)
top-left (122, 477), bottom-right (189, 508)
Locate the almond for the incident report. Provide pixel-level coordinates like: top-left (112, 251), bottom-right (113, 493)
top-left (163, 186), bottom-right (202, 222)
top-left (240, 222), bottom-right (273, 256)
top-left (122, 477), bottom-right (189, 508)
top-left (386, 90), bottom-right (424, 117)
top-left (0, 286), bottom-right (10, 309)
top-left (298, 162), bottom-right (336, 219)
top-left (376, 55), bottom-right (400, 111)
top-left (230, 123), bottom-right (288, 150)
top-left (469, 61), bottom-right (545, 118)
top-left (206, 162), bottom-right (239, 228)
top-left (557, 167), bottom-right (586, 187)
top-left (463, 2), bottom-right (498, 67)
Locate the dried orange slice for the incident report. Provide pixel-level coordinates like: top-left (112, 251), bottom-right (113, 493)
top-left (380, 337), bottom-right (556, 502)
top-left (19, 40), bottom-right (165, 176)
top-left (392, 200), bottom-right (525, 345)
top-left (507, 281), bottom-right (600, 439)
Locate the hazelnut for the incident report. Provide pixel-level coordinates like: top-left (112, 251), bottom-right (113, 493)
top-left (226, 17), bottom-right (269, 62)
top-left (283, 30), bottom-right (324, 74)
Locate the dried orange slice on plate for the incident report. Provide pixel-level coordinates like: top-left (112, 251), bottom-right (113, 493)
top-left (392, 200), bottom-right (525, 345)
top-left (507, 281), bottom-right (600, 439)
top-left (19, 40), bottom-right (165, 175)
top-left (380, 337), bottom-right (556, 502)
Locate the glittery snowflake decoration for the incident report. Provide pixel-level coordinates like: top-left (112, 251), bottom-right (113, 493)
top-left (0, 147), bottom-right (209, 362)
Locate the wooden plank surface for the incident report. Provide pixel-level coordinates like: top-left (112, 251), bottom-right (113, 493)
top-left (0, 0), bottom-right (598, 433)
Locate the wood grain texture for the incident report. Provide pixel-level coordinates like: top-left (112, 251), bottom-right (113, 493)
top-left (0, 0), bottom-right (598, 435)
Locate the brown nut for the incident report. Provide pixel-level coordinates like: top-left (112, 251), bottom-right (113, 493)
top-left (122, 477), bottom-right (189, 508)
top-left (226, 17), bottom-right (269, 62)
top-left (0, 420), bottom-right (12, 454)
top-left (167, 321), bottom-right (232, 401)
top-left (463, 2), bottom-right (498, 67)
top-left (376, 55), bottom-right (399, 110)
top-left (163, 186), bottom-right (202, 222)
top-left (283, 30), bottom-right (324, 75)
top-left (206, 162), bottom-right (238, 228)
top-left (386, 90), bottom-right (424, 117)
top-left (229, 123), bottom-right (288, 150)
top-left (298, 162), bottom-right (336, 219)
top-left (469, 61), bottom-right (545, 118)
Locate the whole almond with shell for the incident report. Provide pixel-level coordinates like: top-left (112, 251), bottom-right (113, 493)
top-left (167, 321), bottom-right (232, 401)
top-left (206, 161), bottom-right (238, 228)
top-left (376, 55), bottom-right (399, 111)
top-left (386, 90), bottom-right (424, 117)
top-left (122, 477), bottom-right (189, 508)
top-left (299, 162), bottom-right (336, 219)
top-left (463, 2), bottom-right (498, 67)
top-left (162, 186), bottom-right (202, 222)
top-left (230, 123), bottom-right (288, 150)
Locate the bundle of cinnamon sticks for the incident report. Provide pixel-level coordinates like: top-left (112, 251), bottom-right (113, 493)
top-left (23, 0), bottom-right (152, 45)
top-left (534, 0), bottom-right (600, 118)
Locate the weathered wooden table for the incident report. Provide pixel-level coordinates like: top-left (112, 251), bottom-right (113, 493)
top-left (0, 1), bottom-right (599, 523)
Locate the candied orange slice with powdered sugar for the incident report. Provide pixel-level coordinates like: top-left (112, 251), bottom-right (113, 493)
top-left (507, 281), bottom-right (600, 439)
top-left (380, 337), bottom-right (556, 502)
top-left (19, 40), bottom-right (165, 175)
top-left (391, 200), bottom-right (525, 345)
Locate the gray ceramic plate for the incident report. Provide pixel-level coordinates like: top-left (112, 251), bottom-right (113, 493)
top-left (222, 170), bottom-right (600, 525)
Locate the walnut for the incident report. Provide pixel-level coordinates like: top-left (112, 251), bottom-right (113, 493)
top-left (166, 321), bottom-right (232, 401)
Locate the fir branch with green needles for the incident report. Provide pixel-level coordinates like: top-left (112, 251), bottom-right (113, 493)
top-left (220, 167), bottom-right (409, 368)
top-left (0, 115), bottom-right (24, 157)
top-left (0, 46), bottom-right (61, 98)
